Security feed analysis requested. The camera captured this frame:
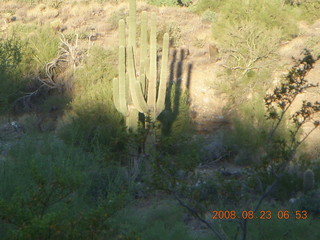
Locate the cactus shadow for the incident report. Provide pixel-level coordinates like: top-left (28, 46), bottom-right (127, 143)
top-left (158, 48), bottom-right (193, 136)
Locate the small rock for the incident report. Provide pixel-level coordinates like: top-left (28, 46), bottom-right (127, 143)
top-left (289, 198), bottom-right (297, 204)
top-left (0, 122), bottom-right (24, 141)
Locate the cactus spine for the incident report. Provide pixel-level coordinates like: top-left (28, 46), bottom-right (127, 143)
top-left (113, 0), bottom-right (169, 131)
top-left (303, 169), bottom-right (315, 192)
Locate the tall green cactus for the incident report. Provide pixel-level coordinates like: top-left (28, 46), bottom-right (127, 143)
top-left (113, 0), bottom-right (170, 131)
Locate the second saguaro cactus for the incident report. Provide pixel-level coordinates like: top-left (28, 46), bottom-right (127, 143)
top-left (113, 0), bottom-right (170, 131)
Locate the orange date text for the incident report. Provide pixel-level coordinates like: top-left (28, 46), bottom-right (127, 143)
top-left (211, 210), bottom-right (308, 220)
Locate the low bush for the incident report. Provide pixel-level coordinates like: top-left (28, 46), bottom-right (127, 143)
top-left (58, 46), bottom-right (127, 155)
top-left (292, 0), bottom-right (320, 22)
top-left (10, 24), bottom-right (60, 76)
top-left (191, 0), bottom-right (221, 13)
top-left (115, 201), bottom-right (195, 240)
top-left (0, 37), bottom-right (25, 114)
top-left (147, 0), bottom-right (192, 7)
top-left (0, 24), bottom-right (61, 114)
top-left (208, 0), bottom-right (299, 110)
top-left (0, 134), bottom-right (133, 240)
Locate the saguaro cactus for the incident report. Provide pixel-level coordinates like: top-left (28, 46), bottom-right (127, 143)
top-left (303, 169), bottom-right (315, 193)
top-left (113, 0), bottom-right (170, 132)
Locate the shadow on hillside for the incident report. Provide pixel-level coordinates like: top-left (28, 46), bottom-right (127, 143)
top-left (158, 48), bottom-right (193, 136)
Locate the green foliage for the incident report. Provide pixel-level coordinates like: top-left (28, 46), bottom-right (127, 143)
top-left (201, 10), bottom-right (217, 23)
top-left (0, 134), bottom-right (132, 239)
top-left (296, 189), bottom-right (320, 216)
top-left (0, 37), bottom-right (24, 114)
top-left (214, 174), bottom-right (243, 205)
top-left (157, 22), bottom-right (181, 47)
top-left (305, 36), bottom-right (320, 58)
top-left (195, 0), bottom-right (299, 40)
top-left (10, 24), bottom-right (60, 75)
top-left (88, 166), bottom-right (132, 204)
top-left (209, 0), bottom-right (299, 109)
top-left (0, 24), bottom-right (60, 114)
top-left (293, 0), bottom-right (320, 22)
top-left (246, 205), bottom-right (320, 239)
top-left (228, 51), bottom-right (320, 168)
top-left (303, 169), bottom-right (315, 192)
top-left (254, 168), bottom-right (303, 201)
top-left (213, 21), bottom-right (280, 106)
top-left (151, 135), bottom-right (201, 190)
top-left (147, 0), bottom-right (178, 6)
top-left (147, 0), bottom-right (192, 7)
top-left (191, 0), bottom-right (221, 13)
top-left (107, 9), bottom-right (128, 30)
top-left (223, 95), bottom-right (271, 166)
top-left (58, 46), bottom-right (127, 154)
top-left (159, 83), bottom-right (193, 137)
top-left (251, 51), bottom-right (320, 199)
top-left (40, 95), bottom-right (71, 113)
top-left (115, 201), bottom-right (194, 240)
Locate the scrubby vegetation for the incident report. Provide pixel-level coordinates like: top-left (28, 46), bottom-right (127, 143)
top-left (0, 0), bottom-right (320, 239)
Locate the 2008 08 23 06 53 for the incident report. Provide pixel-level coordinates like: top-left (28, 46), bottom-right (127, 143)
top-left (212, 210), bottom-right (308, 220)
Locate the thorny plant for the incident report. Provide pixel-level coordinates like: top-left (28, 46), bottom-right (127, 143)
top-left (264, 50), bottom-right (320, 163)
top-left (158, 50), bottom-right (320, 240)
top-left (14, 33), bottom-right (82, 112)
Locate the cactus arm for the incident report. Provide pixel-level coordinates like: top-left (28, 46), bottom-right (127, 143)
top-left (134, 74), bottom-right (149, 113)
top-left (129, 0), bottom-right (136, 55)
top-left (126, 106), bottom-right (139, 132)
top-left (128, 45), bottom-right (149, 113)
top-left (112, 77), bottom-right (121, 112)
top-left (118, 46), bottom-right (128, 115)
top-left (119, 19), bottom-right (126, 47)
top-left (113, 45), bottom-right (128, 116)
top-left (140, 11), bottom-right (148, 93)
top-left (147, 13), bottom-right (157, 120)
top-left (125, 73), bottom-right (130, 104)
top-left (156, 33), bottom-right (169, 117)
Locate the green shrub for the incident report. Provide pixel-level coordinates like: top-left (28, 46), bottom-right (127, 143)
top-left (10, 24), bottom-right (60, 75)
top-left (40, 95), bottom-right (71, 113)
top-left (0, 24), bottom-right (61, 114)
top-left (305, 36), bottom-right (320, 58)
top-left (213, 20), bottom-right (281, 108)
top-left (213, 0), bottom-right (298, 40)
top-left (0, 38), bottom-right (25, 113)
top-left (58, 46), bottom-right (127, 155)
top-left (107, 9), bottom-right (128, 30)
top-left (157, 22), bottom-right (182, 47)
top-left (246, 203), bottom-right (320, 239)
top-left (115, 201), bottom-right (194, 240)
top-left (293, 0), bottom-right (320, 22)
top-left (159, 83), bottom-right (193, 137)
top-left (0, 134), bottom-right (133, 239)
top-left (201, 10), bottom-right (217, 23)
top-left (147, 0), bottom-right (192, 7)
top-left (222, 96), bottom-right (272, 165)
top-left (210, 0), bottom-right (298, 110)
top-left (191, 0), bottom-right (221, 13)
top-left (296, 189), bottom-right (320, 216)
